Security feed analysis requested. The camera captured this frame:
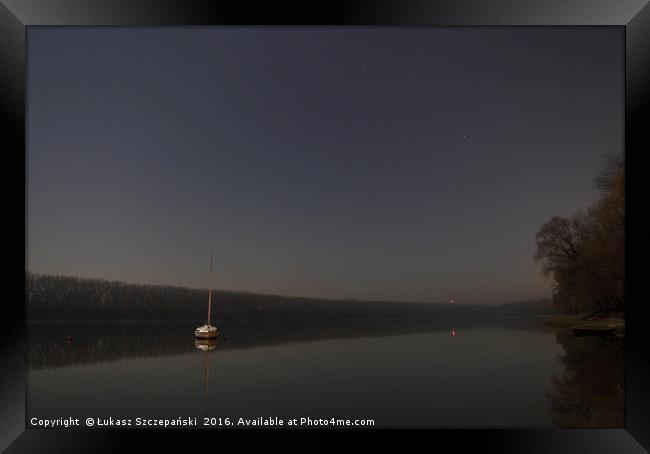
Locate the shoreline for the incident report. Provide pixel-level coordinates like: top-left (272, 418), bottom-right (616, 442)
top-left (542, 312), bottom-right (625, 338)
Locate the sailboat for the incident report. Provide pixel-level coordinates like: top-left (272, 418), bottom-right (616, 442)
top-left (195, 252), bottom-right (219, 339)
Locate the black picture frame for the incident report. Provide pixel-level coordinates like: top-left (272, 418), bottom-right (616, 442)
top-left (2, 1), bottom-right (649, 452)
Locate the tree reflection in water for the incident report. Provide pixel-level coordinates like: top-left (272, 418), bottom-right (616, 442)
top-left (546, 330), bottom-right (624, 428)
top-left (29, 318), bottom-right (545, 369)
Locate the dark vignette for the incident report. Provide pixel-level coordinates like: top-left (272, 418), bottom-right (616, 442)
top-left (625, 1), bottom-right (650, 452)
top-left (1, 0), bottom-right (648, 452)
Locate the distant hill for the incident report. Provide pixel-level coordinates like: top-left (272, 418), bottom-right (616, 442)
top-left (26, 273), bottom-right (552, 321)
top-left (499, 298), bottom-right (556, 315)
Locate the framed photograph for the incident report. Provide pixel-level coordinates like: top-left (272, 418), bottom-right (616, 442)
top-left (2, 1), bottom-right (649, 452)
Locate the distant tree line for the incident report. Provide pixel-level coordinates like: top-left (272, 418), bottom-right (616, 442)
top-left (535, 152), bottom-right (624, 314)
top-left (499, 298), bottom-right (556, 315)
top-left (26, 273), bottom-right (552, 321)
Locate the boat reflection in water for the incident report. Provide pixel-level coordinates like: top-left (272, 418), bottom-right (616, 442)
top-left (195, 338), bottom-right (218, 352)
top-left (195, 338), bottom-right (217, 417)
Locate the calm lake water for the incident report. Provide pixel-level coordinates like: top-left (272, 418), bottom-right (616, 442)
top-left (27, 318), bottom-right (624, 428)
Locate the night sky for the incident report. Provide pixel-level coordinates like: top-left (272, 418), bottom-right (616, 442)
top-left (27, 27), bottom-right (623, 304)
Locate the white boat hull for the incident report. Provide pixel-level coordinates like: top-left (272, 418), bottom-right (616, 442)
top-left (195, 325), bottom-right (218, 339)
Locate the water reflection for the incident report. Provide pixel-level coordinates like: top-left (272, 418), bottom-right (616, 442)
top-left (195, 338), bottom-right (218, 352)
top-left (546, 330), bottom-right (624, 428)
top-left (195, 339), bottom-right (216, 417)
top-left (26, 318), bottom-right (624, 427)
top-left (27, 318), bottom-right (551, 369)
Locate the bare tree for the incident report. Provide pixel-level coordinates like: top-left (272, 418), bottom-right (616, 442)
top-left (535, 152), bottom-right (624, 314)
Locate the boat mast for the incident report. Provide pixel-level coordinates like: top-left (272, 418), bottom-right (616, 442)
top-left (207, 251), bottom-right (213, 325)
